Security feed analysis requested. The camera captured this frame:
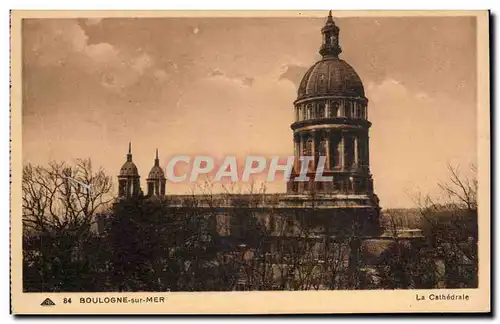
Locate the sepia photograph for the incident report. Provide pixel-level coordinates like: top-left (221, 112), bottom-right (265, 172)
top-left (10, 10), bottom-right (490, 314)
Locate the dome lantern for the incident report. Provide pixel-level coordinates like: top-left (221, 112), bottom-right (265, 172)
top-left (319, 10), bottom-right (342, 58)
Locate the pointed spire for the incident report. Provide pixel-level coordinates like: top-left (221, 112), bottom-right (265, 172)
top-left (327, 10), bottom-right (333, 22)
top-left (127, 142), bottom-right (133, 162)
top-left (154, 148), bottom-right (159, 166)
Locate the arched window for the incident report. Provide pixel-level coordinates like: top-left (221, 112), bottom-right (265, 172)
top-left (344, 134), bottom-right (354, 168)
top-left (306, 104), bottom-right (312, 120)
top-left (332, 134), bottom-right (341, 168)
top-left (358, 104), bottom-right (364, 119)
top-left (319, 137), bottom-right (327, 154)
top-left (304, 137), bottom-right (313, 157)
top-left (317, 101), bottom-right (325, 118)
top-left (344, 101), bottom-right (352, 118)
top-left (119, 179), bottom-right (126, 196)
top-left (318, 136), bottom-right (327, 165)
top-left (329, 101), bottom-right (340, 117)
top-left (148, 182), bottom-right (154, 196)
top-left (355, 103), bottom-right (362, 119)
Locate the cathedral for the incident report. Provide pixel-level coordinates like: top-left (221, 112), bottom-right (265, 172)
top-left (106, 11), bottom-right (429, 290)
top-left (115, 11), bottom-right (382, 238)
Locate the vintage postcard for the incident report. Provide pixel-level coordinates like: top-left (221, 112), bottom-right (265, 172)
top-left (10, 10), bottom-right (490, 314)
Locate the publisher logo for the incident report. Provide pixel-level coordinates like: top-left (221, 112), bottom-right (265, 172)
top-left (40, 298), bottom-right (56, 306)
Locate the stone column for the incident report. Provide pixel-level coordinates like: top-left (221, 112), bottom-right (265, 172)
top-left (340, 131), bottom-right (345, 171)
top-left (325, 130), bottom-right (331, 170)
top-left (365, 134), bottom-right (370, 168)
top-left (294, 133), bottom-right (300, 173)
top-left (311, 130), bottom-right (317, 170)
top-left (359, 134), bottom-right (365, 169)
top-left (354, 134), bottom-right (359, 170)
top-left (299, 133), bottom-right (305, 173)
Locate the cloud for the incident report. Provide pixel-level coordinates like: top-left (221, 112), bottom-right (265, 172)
top-left (207, 69), bottom-right (254, 88)
top-left (24, 19), bottom-right (157, 92)
top-left (167, 69), bottom-right (296, 195)
top-left (366, 77), bottom-right (476, 208)
top-left (279, 64), bottom-right (309, 88)
top-left (84, 18), bottom-right (103, 26)
top-left (153, 69), bottom-right (169, 82)
top-left (367, 78), bottom-right (408, 100)
top-left (85, 42), bottom-right (119, 63)
top-left (25, 20), bottom-right (89, 67)
top-left (415, 91), bottom-right (430, 101)
top-left (209, 69), bottom-right (224, 77)
top-left (167, 60), bottom-right (179, 71)
top-left (130, 53), bottom-right (154, 74)
top-left (242, 77), bottom-right (254, 87)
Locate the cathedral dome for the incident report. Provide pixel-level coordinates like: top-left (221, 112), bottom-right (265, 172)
top-left (296, 11), bottom-right (365, 102)
top-left (119, 161), bottom-right (139, 176)
top-left (297, 58), bottom-right (365, 100)
top-left (147, 149), bottom-right (165, 180)
top-left (119, 142), bottom-right (139, 177)
top-left (148, 165), bottom-right (165, 179)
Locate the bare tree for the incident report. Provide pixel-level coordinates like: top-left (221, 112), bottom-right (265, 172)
top-left (22, 159), bottom-right (113, 234)
top-left (218, 186), bottom-right (354, 291)
top-left (22, 159), bottom-right (113, 292)
top-left (438, 164), bottom-right (477, 212)
top-left (414, 163), bottom-right (478, 288)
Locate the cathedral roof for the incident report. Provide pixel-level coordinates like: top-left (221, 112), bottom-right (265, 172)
top-left (297, 58), bottom-right (365, 100)
top-left (120, 161), bottom-right (139, 176)
top-left (119, 142), bottom-right (139, 177)
top-left (296, 11), bottom-right (365, 101)
top-left (148, 165), bottom-right (165, 179)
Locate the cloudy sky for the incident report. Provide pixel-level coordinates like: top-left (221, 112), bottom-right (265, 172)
top-left (22, 14), bottom-right (477, 208)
